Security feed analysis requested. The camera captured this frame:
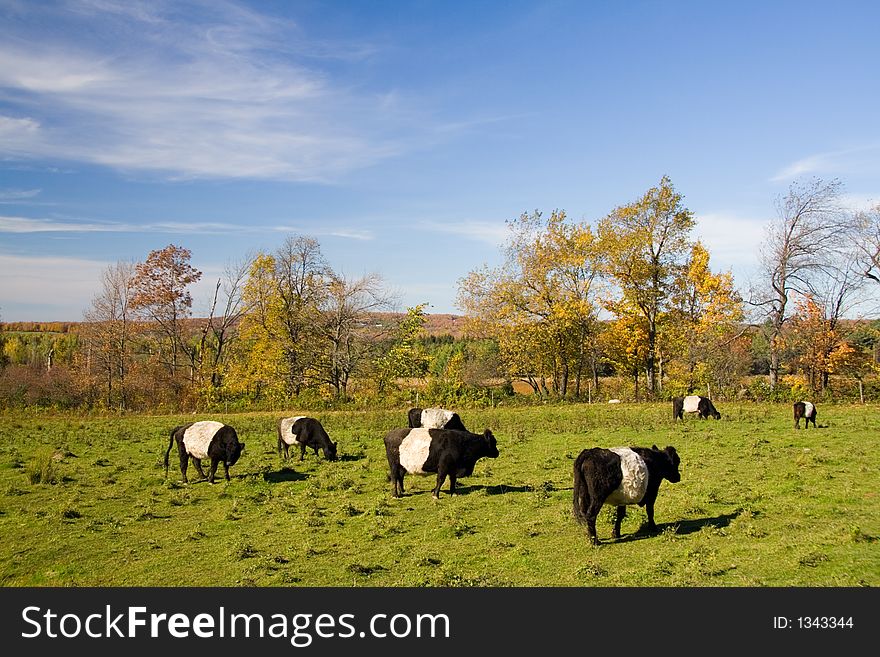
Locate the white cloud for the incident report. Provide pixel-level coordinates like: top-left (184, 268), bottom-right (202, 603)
top-left (0, 253), bottom-right (108, 319)
top-left (693, 212), bottom-right (767, 275)
top-left (0, 188), bottom-right (41, 201)
top-left (771, 144), bottom-right (880, 183)
top-left (0, 1), bottom-right (416, 181)
top-left (0, 214), bottom-right (374, 239)
top-left (418, 220), bottom-right (508, 246)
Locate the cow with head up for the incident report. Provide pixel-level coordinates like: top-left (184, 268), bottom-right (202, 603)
top-left (277, 416), bottom-right (338, 461)
top-left (573, 444), bottom-right (681, 545)
top-left (165, 421), bottom-right (245, 484)
top-left (384, 427), bottom-right (499, 499)
top-left (793, 401), bottom-right (818, 429)
top-left (407, 407), bottom-right (468, 432)
top-left (673, 395), bottom-right (721, 420)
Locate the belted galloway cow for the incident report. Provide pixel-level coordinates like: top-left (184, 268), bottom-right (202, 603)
top-left (277, 416), bottom-right (337, 461)
top-left (165, 421), bottom-right (245, 484)
top-left (673, 395), bottom-right (721, 420)
top-left (793, 401), bottom-right (818, 429)
top-left (573, 444), bottom-right (681, 545)
top-left (407, 407), bottom-right (468, 431)
top-left (384, 427), bottom-right (499, 499)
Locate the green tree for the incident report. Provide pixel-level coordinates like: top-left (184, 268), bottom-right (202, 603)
top-left (374, 303), bottom-right (432, 394)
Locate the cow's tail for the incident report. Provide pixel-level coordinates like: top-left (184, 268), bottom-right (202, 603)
top-left (572, 450), bottom-right (590, 524)
top-left (164, 427), bottom-right (176, 478)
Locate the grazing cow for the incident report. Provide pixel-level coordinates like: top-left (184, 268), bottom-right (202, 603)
top-left (277, 416), bottom-right (338, 461)
top-left (406, 407), bottom-right (468, 432)
top-left (793, 401), bottom-right (818, 429)
top-left (573, 445), bottom-right (681, 545)
top-left (165, 421), bottom-right (245, 484)
top-left (673, 395), bottom-right (721, 420)
top-left (384, 427), bottom-right (499, 499)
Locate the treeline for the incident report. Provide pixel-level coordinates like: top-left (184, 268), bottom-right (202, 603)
top-left (2, 175), bottom-right (880, 411)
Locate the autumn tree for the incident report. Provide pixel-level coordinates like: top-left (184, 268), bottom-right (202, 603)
top-left (130, 244), bottom-right (202, 380)
top-left (751, 178), bottom-right (856, 389)
top-left (232, 237), bottom-right (333, 400)
top-left (665, 241), bottom-right (743, 393)
top-left (81, 261), bottom-right (137, 409)
top-left (597, 176), bottom-right (695, 397)
top-left (457, 210), bottom-right (601, 397)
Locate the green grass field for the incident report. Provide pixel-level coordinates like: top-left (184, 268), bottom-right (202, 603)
top-left (0, 403), bottom-right (877, 587)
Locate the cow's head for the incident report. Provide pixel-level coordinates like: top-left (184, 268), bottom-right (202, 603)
top-left (324, 441), bottom-right (338, 462)
top-left (483, 429), bottom-right (500, 458)
top-left (227, 441), bottom-right (245, 467)
top-left (653, 444), bottom-right (680, 483)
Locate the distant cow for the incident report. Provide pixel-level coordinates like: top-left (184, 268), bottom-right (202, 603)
top-left (407, 407), bottom-right (468, 432)
top-left (165, 421), bottom-right (245, 484)
top-left (384, 427), bottom-right (499, 499)
top-left (673, 395), bottom-right (721, 420)
top-left (793, 401), bottom-right (818, 429)
top-left (573, 445), bottom-right (681, 545)
top-left (277, 416), bottom-right (338, 461)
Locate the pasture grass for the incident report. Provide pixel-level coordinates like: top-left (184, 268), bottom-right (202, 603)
top-left (0, 403), bottom-right (877, 587)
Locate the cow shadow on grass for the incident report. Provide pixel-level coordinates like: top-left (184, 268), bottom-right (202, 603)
top-left (263, 467), bottom-right (310, 484)
top-left (454, 483), bottom-right (536, 496)
top-left (338, 453), bottom-right (365, 463)
top-left (613, 510), bottom-right (742, 544)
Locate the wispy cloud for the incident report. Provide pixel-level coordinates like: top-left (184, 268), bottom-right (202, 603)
top-left (693, 212), bottom-right (766, 277)
top-left (0, 253), bottom-right (108, 319)
top-left (418, 220), bottom-right (508, 246)
top-left (771, 144), bottom-right (880, 182)
top-left (0, 1), bottom-right (419, 181)
top-left (0, 214), bottom-right (373, 239)
top-left (0, 188), bottom-right (41, 201)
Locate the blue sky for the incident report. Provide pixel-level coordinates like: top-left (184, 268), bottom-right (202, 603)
top-left (1, 0), bottom-right (878, 321)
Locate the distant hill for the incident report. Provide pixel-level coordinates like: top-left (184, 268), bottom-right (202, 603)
top-left (0, 313), bottom-right (468, 339)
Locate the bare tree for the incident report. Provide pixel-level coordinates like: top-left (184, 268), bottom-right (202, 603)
top-left (197, 255), bottom-right (253, 388)
top-left (322, 272), bottom-right (395, 398)
top-left (750, 178), bottom-right (857, 389)
top-left (82, 261), bottom-right (137, 409)
top-left (856, 203), bottom-right (880, 284)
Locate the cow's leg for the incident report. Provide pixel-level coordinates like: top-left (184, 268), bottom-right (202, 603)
top-left (433, 467), bottom-right (448, 500)
top-left (391, 464), bottom-right (404, 498)
top-left (277, 437), bottom-right (283, 458)
top-left (179, 451), bottom-right (189, 484)
top-left (585, 498), bottom-right (604, 546)
top-left (209, 458), bottom-right (220, 484)
top-left (612, 505), bottom-right (626, 539)
top-left (283, 443), bottom-right (290, 459)
top-left (300, 444), bottom-right (306, 461)
top-left (313, 446), bottom-right (320, 457)
top-left (645, 502), bottom-right (657, 532)
top-left (221, 459), bottom-right (230, 482)
top-left (448, 473), bottom-right (457, 496)
top-left (193, 458), bottom-right (208, 481)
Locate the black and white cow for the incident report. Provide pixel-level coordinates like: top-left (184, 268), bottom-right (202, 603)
top-left (573, 445), bottom-right (681, 545)
top-left (673, 395), bottom-right (721, 420)
top-left (384, 427), bottom-right (499, 499)
top-left (164, 421), bottom-right (245, 484)
top-left (793, 401), bottom-right (818, 429)
top-left (277, 416), bottom-right (338, 461)
top-left (407, 407), bottom-right (468, 432)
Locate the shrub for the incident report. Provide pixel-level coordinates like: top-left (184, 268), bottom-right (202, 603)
top-left (26, 448), bottom-right (59, 485)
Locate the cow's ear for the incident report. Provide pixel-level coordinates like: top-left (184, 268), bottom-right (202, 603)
top-left (652, 444), bottom-right (659, 451)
